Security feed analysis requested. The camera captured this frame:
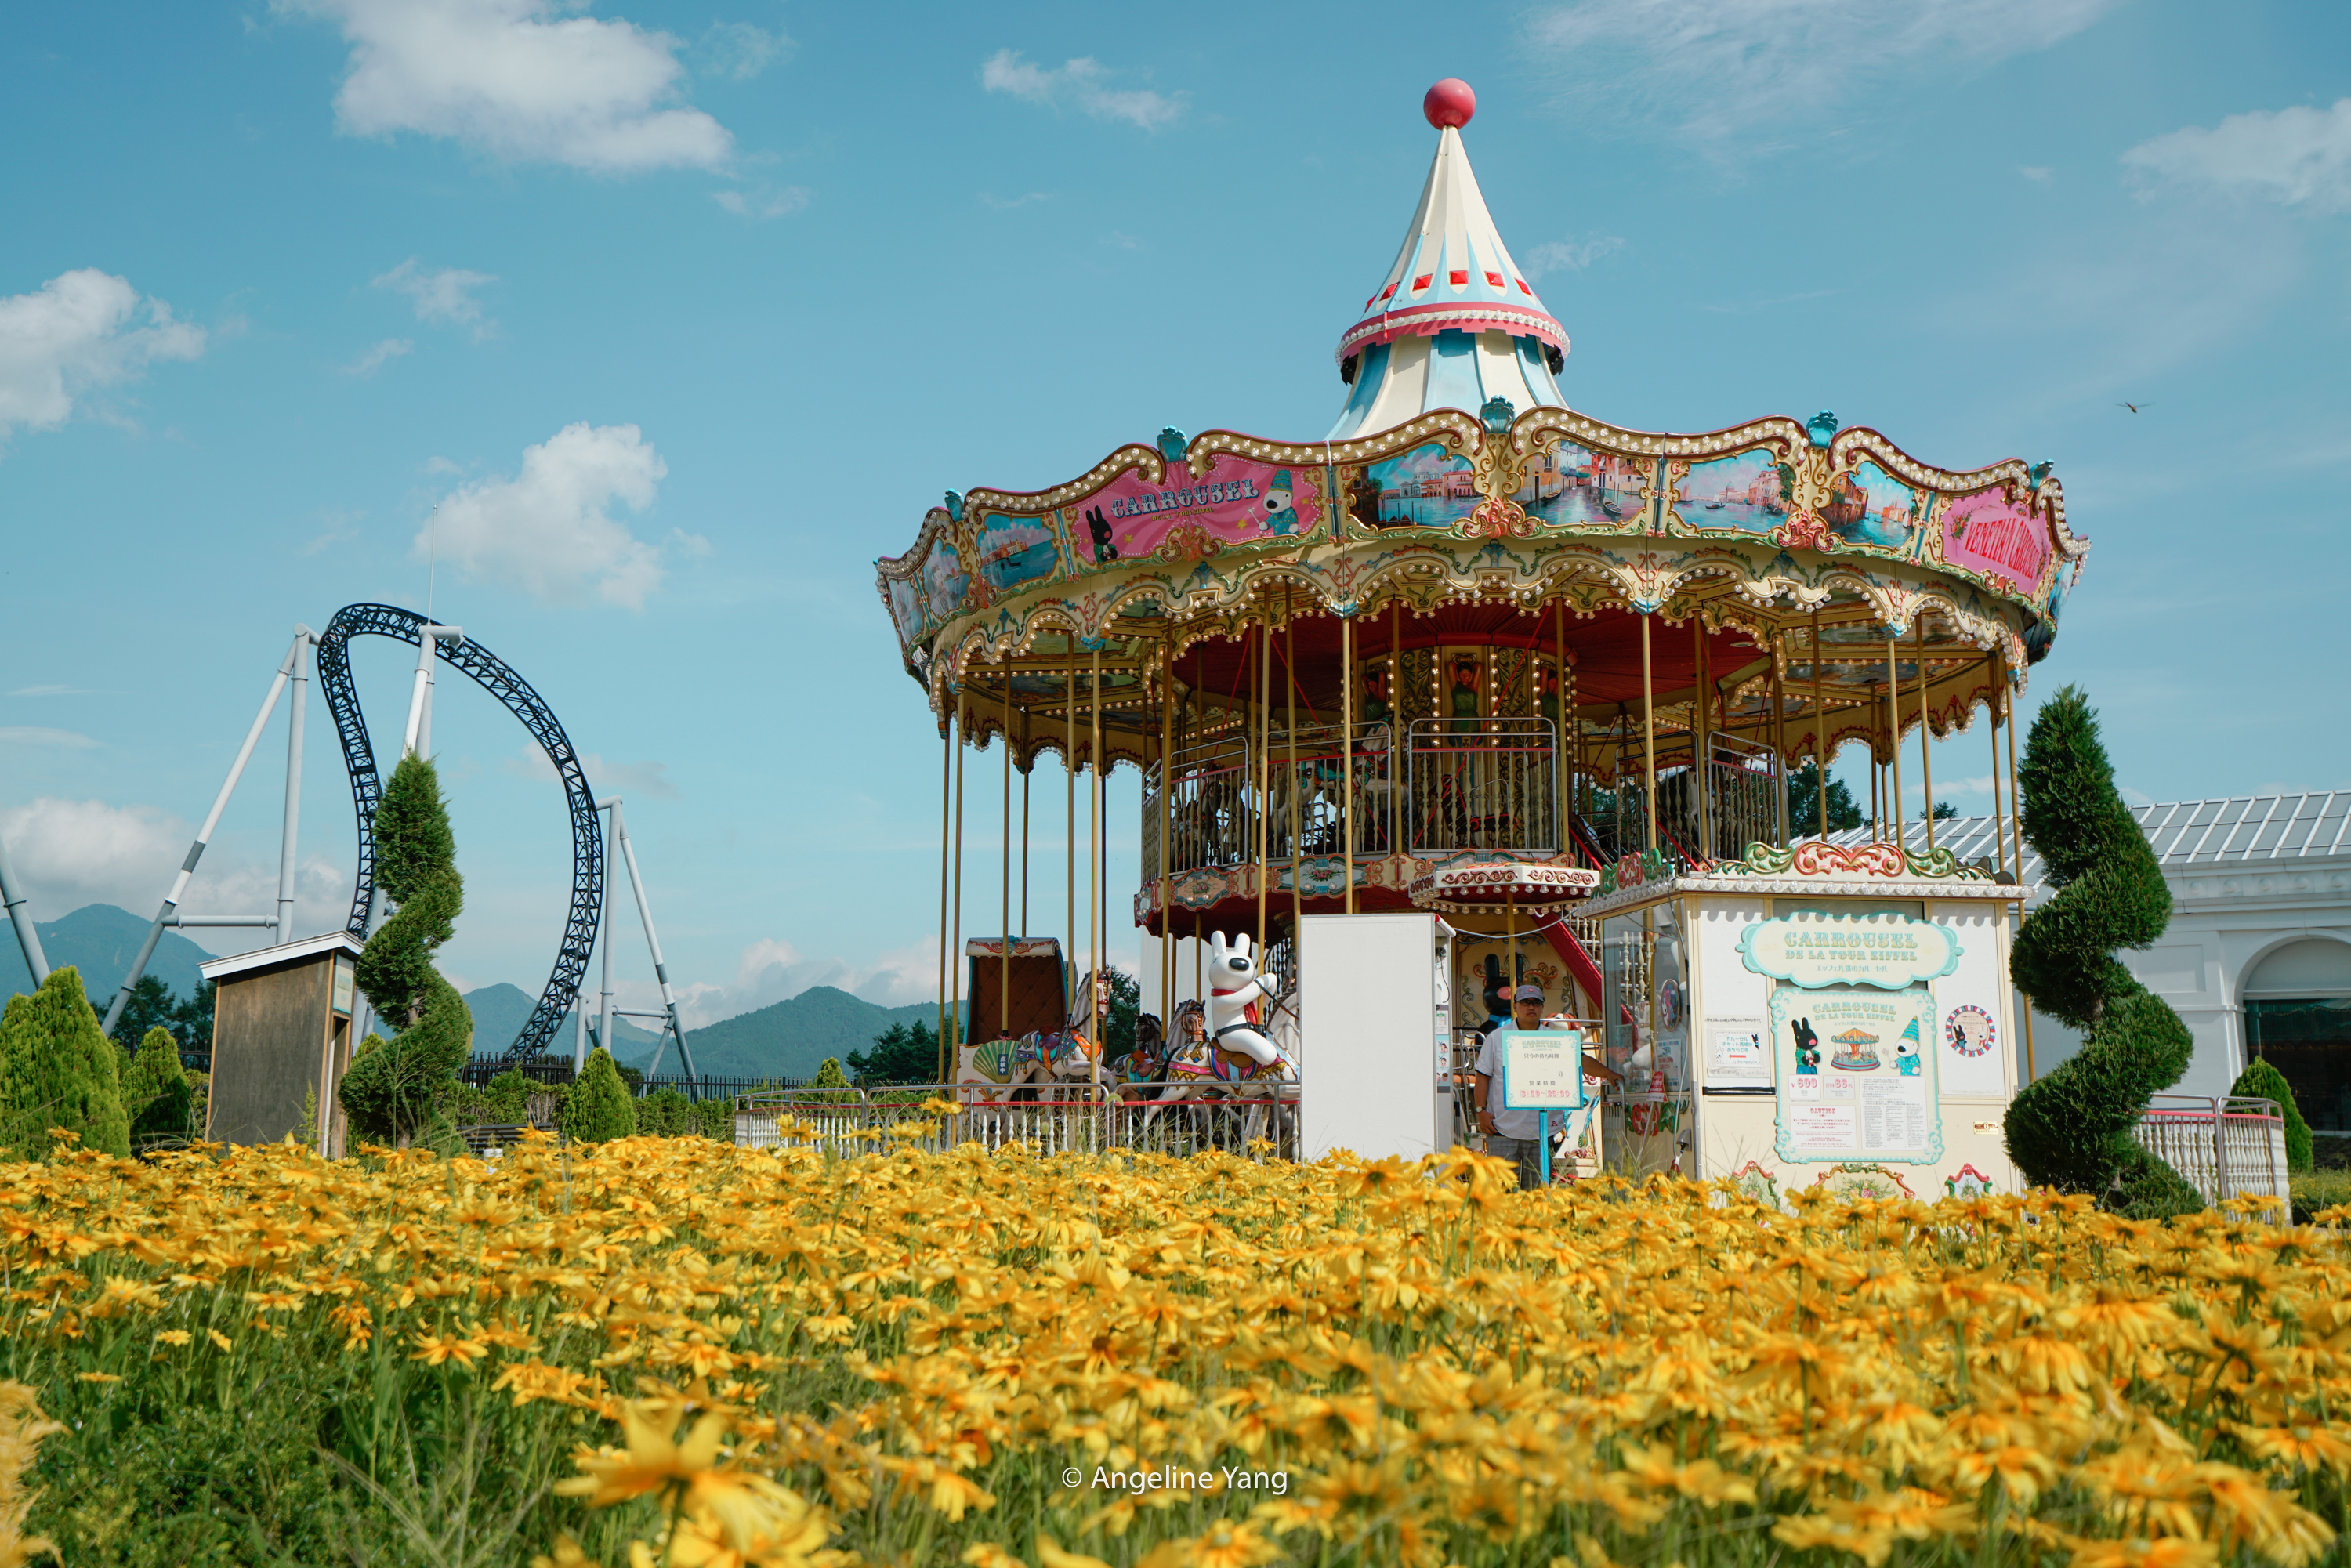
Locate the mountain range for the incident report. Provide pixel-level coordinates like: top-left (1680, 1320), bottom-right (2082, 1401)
top-left (0, 904), bottom-right (222, 1007)
top-left (2, 904), bottom-right (937, 1081)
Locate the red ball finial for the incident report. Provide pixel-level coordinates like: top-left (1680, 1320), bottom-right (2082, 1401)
top-left (1423, 79), bottom-right (1476, 129)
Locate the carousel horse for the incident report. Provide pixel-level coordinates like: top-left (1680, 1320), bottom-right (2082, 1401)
top-left (955, 1034), bottom-right (1050, 1107)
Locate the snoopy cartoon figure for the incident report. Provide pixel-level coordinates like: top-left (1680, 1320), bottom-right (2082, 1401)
top-left (1204, 932), bottom-right (1281, 1066)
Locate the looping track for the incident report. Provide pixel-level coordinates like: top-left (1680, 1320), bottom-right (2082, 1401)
top-left (314, 603), bottom-right (600, 1061)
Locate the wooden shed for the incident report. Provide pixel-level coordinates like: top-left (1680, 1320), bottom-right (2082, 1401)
top-left (199, 932), bottom-right (364, 1155)
top-left (965, 937), bottom-right (1067, 1041)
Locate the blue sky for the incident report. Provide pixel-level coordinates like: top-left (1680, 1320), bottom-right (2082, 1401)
top-left (2, 0), bottom-right (2346, 1025)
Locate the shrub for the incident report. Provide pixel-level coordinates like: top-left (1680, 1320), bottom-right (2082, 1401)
top-left (123, 1024), bottom-right (196, 1150)
top-left (637, 1085), bottom-right (692, 1135)
top-left (2232, 1056), bottom-right (2313, 1173)
top-left (810, 1056), bottom-right (850, 1091)
top-left (0, 967), bottom-right (129, 1159)
top-left (2290, 1168), bottom-right (2351, 1225)
top-left (339, 755), bottom-right (474, 1146)
top-left (560, 1048), bottom-right (636, 1144)
top-left (2002, 687), bottom-right (2199, 1217)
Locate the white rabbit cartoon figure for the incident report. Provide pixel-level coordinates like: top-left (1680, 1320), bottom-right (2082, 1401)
top-left (1204, 932), bottom-right (1281, 1066)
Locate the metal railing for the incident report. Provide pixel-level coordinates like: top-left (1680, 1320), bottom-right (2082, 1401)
top-left (1405, 716), bottom-right (1558, 856)
top-left (1143, 724), bottom-right (1406, 879)
top-left (1610, 731), bottom-right (1786, 866)
top-left (2133, 1095), bottom-right (2288, 1208)
top-left (732, 1083), bottom-right (1299, 1161)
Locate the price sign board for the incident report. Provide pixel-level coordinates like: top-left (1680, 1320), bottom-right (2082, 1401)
top-left (1498, 1029), bottom-right (1587, 1111)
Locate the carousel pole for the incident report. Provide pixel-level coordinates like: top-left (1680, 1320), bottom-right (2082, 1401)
top-left (1810, 610), bottom-right (1828, 841)
top-left (1157, 640), bottom-right (1173, 1030)
top-left (1000, 682), bottom-right (1012, 1039)
top-left (953, 692), bottom-right (969, 1074)
top-left (1390, 600), bottom-right (1403, 856)
top-left (1286, 594), bottom-right (1300, 970)
top-left (1886, 638), bottom-right (1905, 853)
top-left (936, 688), bottom-right (952, 1082)
top-left (1021, 719), bottom-right (1031, 935)
top-left (1989, 651), bottom-right (2008, 880)
top-left (1256, 618), bottom-right (1270, 954)
top-left (1067, 664), bottom-right (1077, 1023)
top-left (1916, 619), bottom-right (1937, 853)
top-left (1692, 612), bottom-right (1712, 860)
top-left (1640, 609), bottom-right (1658, 858)
top-left (1770, 634), bottom-right (1789, 845)
top-left (1342, 611), bottom-right (1356, 912)
top-left (1555, 599), bottom-right (1570, 858)
top-left (1089, 647), bottom-right (1103, 1086)
top-left (2009, 685), bottom-right (2036, 1081)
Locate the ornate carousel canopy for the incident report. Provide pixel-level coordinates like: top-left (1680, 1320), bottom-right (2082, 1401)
top-left (876, 82), bottom-right (2090, 870)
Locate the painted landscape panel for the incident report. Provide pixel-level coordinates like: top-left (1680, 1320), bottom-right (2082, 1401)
top-left (1825, 460), bottom-right (1924, 551)
top-left (1521, 440), bottom-right (1652, 527)
top-left (971, 512), bottom-right (1063, 596)
top-left (921, 537), bottom-right (969, 621)
top-left (1673, 449), bottom-right (1785, 534)
top-left (1351, 443), bottom-right (1478, 531)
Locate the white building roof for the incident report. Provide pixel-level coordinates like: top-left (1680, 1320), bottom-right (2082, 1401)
top-left (198, 929), bottom-right (364, 983)
top-left (1327, 95), bottom-right (1570, 440)
top-left (1813, 792), bottom-right (2351, 891)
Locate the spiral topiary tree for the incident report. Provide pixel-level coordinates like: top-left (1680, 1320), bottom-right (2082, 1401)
top-left (337, 754), bottom-right (474, 1148)
top-left (2002, 686), bottom-right (2202, 1217)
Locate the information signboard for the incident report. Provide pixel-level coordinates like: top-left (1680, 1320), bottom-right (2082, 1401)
top-left (1498, 1029), bottom-right (1588, 1112)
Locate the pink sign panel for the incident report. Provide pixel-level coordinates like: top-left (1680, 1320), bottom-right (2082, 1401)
top-left (1072, 455), bottom-right (1323, 566)
top-left (1941, 488), bottom-right (2049, 596)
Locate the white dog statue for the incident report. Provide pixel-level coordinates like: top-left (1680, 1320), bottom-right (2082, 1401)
top-left (1204, 932), bottom-right (1281, 1066)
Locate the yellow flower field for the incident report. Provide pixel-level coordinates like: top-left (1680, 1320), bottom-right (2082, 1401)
top-left (0, 1119), bottom-right (2345, 1567)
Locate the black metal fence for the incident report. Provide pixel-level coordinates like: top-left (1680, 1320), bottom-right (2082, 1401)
top-left (458, 1056), bottom-right (809, 1099)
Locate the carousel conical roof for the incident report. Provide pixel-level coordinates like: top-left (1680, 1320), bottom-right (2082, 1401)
top-left (1328, 85), bottom-right (1571, 439)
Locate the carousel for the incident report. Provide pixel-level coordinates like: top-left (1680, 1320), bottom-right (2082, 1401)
top-left (876, 81), bottom-right (2084, 1187)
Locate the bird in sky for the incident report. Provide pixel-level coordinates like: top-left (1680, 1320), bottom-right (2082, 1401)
top-left (2117, 401), bottom-right (2151, 413)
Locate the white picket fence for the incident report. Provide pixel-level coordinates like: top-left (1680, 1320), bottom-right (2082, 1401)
top-left (733, 1084), bottom-right (1299, 1160)
top-left (2132, 1095), bottom-right (2288, 1208)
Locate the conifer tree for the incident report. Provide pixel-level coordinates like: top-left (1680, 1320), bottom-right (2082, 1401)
top-left (560, 1048), bottom-right (637, 1144)
top-left (2003, 687), bottom-right (2201, 1216)
top-left (2231, 1057), bottom-right (2313, 1174)
top-left (338, 755), bottom-right (474, 1146)
top-left (122, 1025), bottom-right (195, 1150)
top-left (0, 968), bottom-right (130, 1159)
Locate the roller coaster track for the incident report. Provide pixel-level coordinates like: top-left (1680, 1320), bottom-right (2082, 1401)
top-left (314, 603), bottom-right (600, 1062)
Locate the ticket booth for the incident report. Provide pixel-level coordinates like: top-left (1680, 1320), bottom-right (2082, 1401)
top-left (1581, 846), bottom-right (2025, 1202)
top-left (200, 932), bottom-right (364, 1155)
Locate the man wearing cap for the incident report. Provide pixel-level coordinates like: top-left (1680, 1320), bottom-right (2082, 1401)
top-left (1473, 984), bottom-right (1621, 1190)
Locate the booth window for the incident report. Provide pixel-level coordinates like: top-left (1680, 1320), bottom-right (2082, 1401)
top-left (2242, 939), bottom-right (2351, 1135)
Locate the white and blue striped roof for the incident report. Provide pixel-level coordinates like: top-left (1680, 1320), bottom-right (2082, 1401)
top-left (1328, 118), bottom-right (1571, 440)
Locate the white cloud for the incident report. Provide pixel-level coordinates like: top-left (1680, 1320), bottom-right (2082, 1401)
top-left (0, 270), bottom-right (206, 446)
top-left (1526, 0), bottom-right (2121, 143)
top-left (980, 191), bottom-right (1052, 209)
top-left (657, 934), bottom-right (940, 1026)
top-left (711, 186), bottom-right (809, 219)
top-left (501, 744), bottom-right (681, 799)
top-left (5, 686), bottom-right (85, 698)
top-left (0, 797), bottom-right (344, 937)
top-left (2020, 165), bottom-right (2052, 183)
top-left (372, 259), bottom-right (497, 336)
top-left (2123, 99), bottom-right (2351, 212)
top-left (980, 49), bottom-right (1185, 131)
top-left (300, 506), bottom-right (364, 556)
top-left (342, 336), bottom-right (413, 375)
top-left (1522, 234), bottom-right (1625, 279)
top-left (0, 727), bottom-right (99, 749)
top-left (698, 20), bottom-right (788, 81)
top-left (281, 0), bottom-right (734, 173)
top-left (428, 422), bottom-right (694, 609)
